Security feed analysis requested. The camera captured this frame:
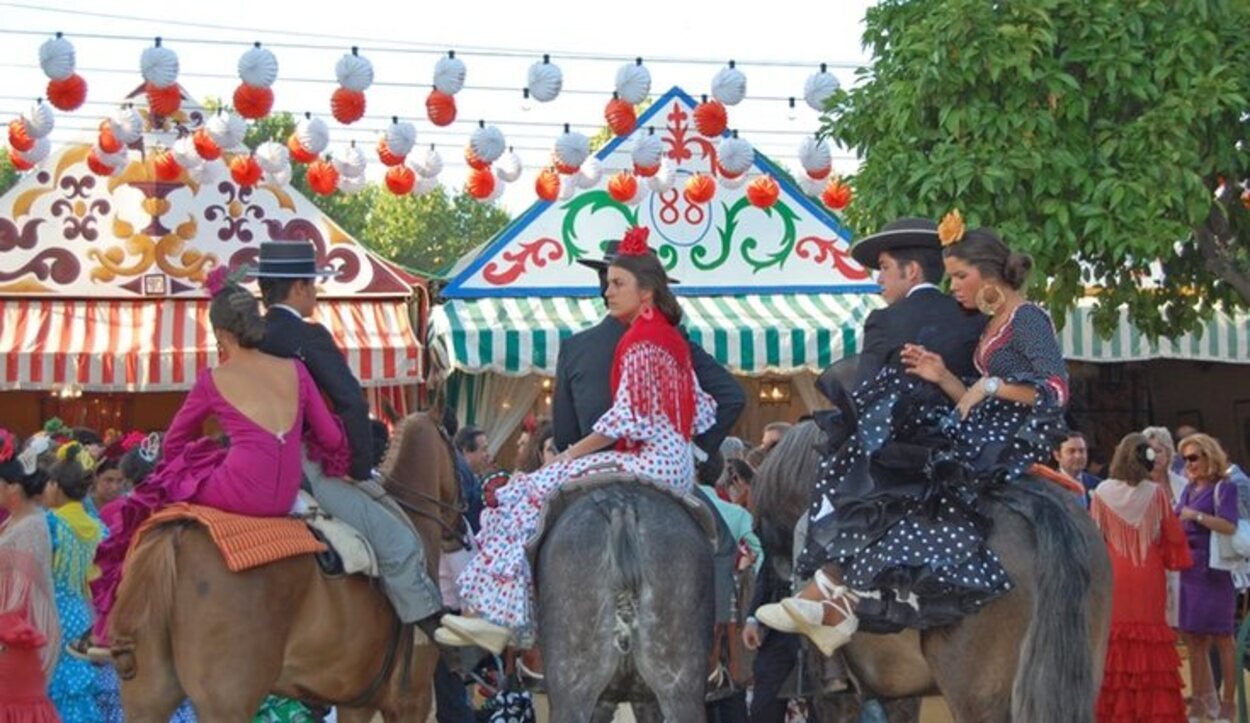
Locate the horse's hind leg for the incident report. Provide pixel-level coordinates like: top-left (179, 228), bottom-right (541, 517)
top-left (117, 651), bottom-right (187, 723)
top-left (630, 700), bottom-right (665, 722)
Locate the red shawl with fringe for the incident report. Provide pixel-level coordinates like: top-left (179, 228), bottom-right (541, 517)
top-left (609, 311), bottom-right (695, 450)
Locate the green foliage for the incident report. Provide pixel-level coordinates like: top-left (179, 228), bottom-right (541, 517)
top-left (0, 151), bottom-right (19, 198)
top-left (820, 0), bottom-right (1250, 337)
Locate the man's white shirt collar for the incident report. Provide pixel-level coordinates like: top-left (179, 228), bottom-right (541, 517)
top-left (906, 283), bottom-right (940, 297)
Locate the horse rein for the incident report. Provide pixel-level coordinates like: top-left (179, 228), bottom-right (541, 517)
top-left (376, 470), bottom-right (470, 548)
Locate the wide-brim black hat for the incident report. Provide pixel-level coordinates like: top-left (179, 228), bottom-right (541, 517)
top-left (576, 240), bottom-right (681, 284)
top-left (250, 241), bottom-right (338, 279)
top-left (849, 217), bottom-right (942, 270)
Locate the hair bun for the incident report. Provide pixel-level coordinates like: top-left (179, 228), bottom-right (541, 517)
top-left (209, 282), bottom-right (267, 349)
top-left (1003, 251), bottom-right (1033, 290)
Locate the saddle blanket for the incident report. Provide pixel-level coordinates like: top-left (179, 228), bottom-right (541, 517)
top-left (131, 503), bottom-right (327, 573)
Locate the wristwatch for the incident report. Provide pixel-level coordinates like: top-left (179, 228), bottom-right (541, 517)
top-left (983, 376), bottom-right (1002, 397)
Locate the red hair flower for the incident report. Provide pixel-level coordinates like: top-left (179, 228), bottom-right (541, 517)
top-left (618, 226), bottom-right (651, 257)
top-left (0, 429), bottom-right (15, 463)
top-left (204, 266), bottom-right (229, 296)
top-left (120, 430), bottom-right (147, 452)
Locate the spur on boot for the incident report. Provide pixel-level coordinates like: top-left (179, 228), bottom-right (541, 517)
top-left (438, 614), bottom-right (511, 656)
top-left (755, 570), bottom-right (859, 657)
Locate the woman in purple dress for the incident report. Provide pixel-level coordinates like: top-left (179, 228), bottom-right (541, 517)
top-left (1174, 433), bottom-right (1239, 721)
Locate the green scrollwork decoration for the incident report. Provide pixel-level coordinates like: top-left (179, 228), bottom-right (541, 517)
top-left (692, 198), bottom-right (743, 271)
top-left (657, 244), bottom-right (679, 271)
top-left (741, 200), bottom-right (800, 272)
top-left (560, 191), bottom-right (638, 262)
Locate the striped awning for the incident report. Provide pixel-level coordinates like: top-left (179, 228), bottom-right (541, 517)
top-left (430, 295), bottom-right (881, 377)
top-left (0, 298), bottom-right (422, 392)
top-left (431, 296), bottom-right (1250, 377)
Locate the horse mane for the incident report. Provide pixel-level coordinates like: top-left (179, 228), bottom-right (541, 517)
top-left (378, 413), bottom-right (418, 481)
top-left (751, 420), bottom-right (826, 531)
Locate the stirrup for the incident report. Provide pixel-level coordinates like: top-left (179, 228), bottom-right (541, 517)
top-left (811, 569), bottom-right (860, 622)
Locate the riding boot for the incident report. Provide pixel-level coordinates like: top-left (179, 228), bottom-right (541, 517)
top-left (756, 570), bottom-right (859, 657)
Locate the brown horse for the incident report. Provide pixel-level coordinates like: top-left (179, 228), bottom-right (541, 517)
top-left (108, 412), bottom-right (461, 722)
top-left (752, 421), bottom-right (1114, 723)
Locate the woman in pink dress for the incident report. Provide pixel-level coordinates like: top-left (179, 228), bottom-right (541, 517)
top-left (437, 228), bottom-right (716, 653)
top-left (81, 269), bottom-right (350, 657)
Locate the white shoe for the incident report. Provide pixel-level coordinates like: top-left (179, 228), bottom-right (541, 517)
top-left (433, 626), bottom-right (474, 648)
top-left (756, 570), bottom-right (859, 657)
top-left (439, 614), bottom-right (511, 656)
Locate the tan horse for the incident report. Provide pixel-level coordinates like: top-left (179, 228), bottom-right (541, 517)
top-left (108, 412), bottom-right (462, 723)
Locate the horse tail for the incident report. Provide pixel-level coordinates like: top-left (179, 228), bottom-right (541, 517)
top-left (995, 480), bottom-right (1099, 723)
top-left (108, 524), bottom-right (182, 680)
top-left (606, 493), bottom-right (643, 654)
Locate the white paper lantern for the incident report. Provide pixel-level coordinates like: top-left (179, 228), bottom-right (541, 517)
top-left (266, 165), bottom-right (292, 187)
top-left (413, 176), bottom-right (440, 196)
top-left (645, 158), bottom-right (676, 193)
top-left (206, 111), bottom-right (247, 150)
top-left (615, 59), bottom-right (651, 106)
top-left (411, 146), bottom-right (443, 178)
top-left (804, 65), bottom-right (840, 112)
top-left (188, 158), bottom-right (225, 185)
top-left (557, 174), bottom-right (578, 201)
top-left (486, 176), bottom-right (507, 203)
top-left (238, 44), bottom-right (279, 88)
top-left (496, 150), bottom-right (523, 183)
top-left (632, 131), bottom-right (664, 169)
top-left (554, 129), bottom-right (590, 170)
top-left (527, 56), bottom-right (563, 103)
top-left (140, 42), bottom-right (180, 88)
top-left (711, 62), bottom-right (747, 106)
top-left (296, 115), bottom-right (330, 155)
top-left (717, 134), bottom-right (754, 176)
top-left (335, 49), bottom-right (374, 92)
top-left (333, 143), bottom-right (367, 178)
top-left (470, 124), bottom-right (506, 164)
top-left (16, 137), bottom-right (51, 165)
top-left (720, 173), bottom-right (748, 190)
top-left (434, 52), bottom-right (467, 95)
top-left (39, 34), bottom-right (76, 81)
top-left (337, 173), bottom-right (368, 195)
top-left (797, 173), bottom-right (824, 197)
top-left (173, 136), bottom-right (205, 170)
top-left (576, 157), bottom-right (603, 189)
top-left (22, 101), bottom-right (55, 140)
top-left (384, 120), bottom-right (417, 157)
top-left (111, 107), bottom-right (144, 145)
top-left (798, 136), bottom-right (833, 175)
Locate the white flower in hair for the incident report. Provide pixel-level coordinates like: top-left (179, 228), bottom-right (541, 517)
top-left (527, 57), bottom-right (563, 103)
top-left (495, 150), bottom-right (523, 183)
top-left (615, 60), bottom-right (651, 106)
top-left (140, 42), bottom-right (180, 88)
top-left (470, 124), bottom-right (506, 164)
top-left (23, 101), bottom-right (55, 140)
top-left (410, 146), bottom-right (443, 178)
top-left (296, 115), bottom-right (330, 155)
top-left (206, 111), bottom-right (246, 151)
top-left (717, 134), bottom-right (754, 176)
top-left (333, 143), bottom-right (367, 178)
top-left (39, 34), bottom-right (76, 81)
top-left (798, 136), bottom-right (832, 175)
top-left (385, 121), bottom-right (417, 157)
top-left (238, 44), bottom-right (279, 88)
top-left (335, 49), bottom-right (374, 92)
top-left (804, 66), bottom-right (840, 112)
top-left (254, 140), bottom-right (289, 174)
top-left (138, 432), bottom-right (161, 464)
top-left (433, 53), bottom-right (467, 95)
top-left (711, 62), bottom-right (747, 106)
top-left (631, 132), bottom-right (664, 169)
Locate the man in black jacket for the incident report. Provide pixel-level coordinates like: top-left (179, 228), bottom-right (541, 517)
top-left (552, 243), bottom-right (745, 457)
top-left (253, 241), bottom-right (444, 637)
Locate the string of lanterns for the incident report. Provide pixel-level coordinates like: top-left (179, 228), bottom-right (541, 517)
top-left (5, 32), bottom-right (852, 212)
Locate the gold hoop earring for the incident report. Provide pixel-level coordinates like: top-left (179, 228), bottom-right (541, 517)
top-left (976, 284), bottom-right (1006, 316)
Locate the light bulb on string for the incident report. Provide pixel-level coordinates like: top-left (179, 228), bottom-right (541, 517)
top-left (787, 97), bottom-right (798, 122)
top-left (521, 88), bottom-right (532, 113)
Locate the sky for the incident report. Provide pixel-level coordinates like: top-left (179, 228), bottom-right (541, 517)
top-left (0, 0), bottom-right (876, 213)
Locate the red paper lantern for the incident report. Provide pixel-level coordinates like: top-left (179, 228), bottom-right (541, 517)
top-left (229, 155), bottom-right (264, 187)
top-left (307, 159), bottom-right (339, 195)
top-left (464, 145), bottom-right (491, 171)
top-left (634, 163), bottom-right (660, 178)
top-left (288, 134), bottom-right (317, 164)
top-left (693, 99), bottom-right (728, 137)
top-left (233, 84), bottom-right (274, 120)
top-left (822, 178), bottom-right (852, 210)
top-left (193, 128), bottom-right (222, 161)
top-left (385, 165), bottom-right (416, 195)
top-left (466, 167), bottom-right (496, 200)
top-left (552, 153), bottom-right (580, 176)
top-left (146, 82), bottom-right (182, 117)
top-left (377, 138), bottom-right (405, 167)
top-left (8, 147), bottom-right (33, 172)
top-left (46, 74), bottom-right (88, 112)
top-left (8, 119), bottom-right (34, 153)
top-left (86, 149), bottom-right (114, 176)
top-left (604, 97), bottom-right (636, 137)
top-left (534, 168), bottom-right (560, 202)
top-left (746, 175), bottom-right (780, 209)
top-left (683, 173), bottom-right (717, 205)
top-left (607, 171), bottom-right (639, 204)
top-left (153, 149), bottom-right (182, 182)
top-left (806, 166), bottom-right (832, 181)
top-left (426, 89), bottom-right (457, 127)
top-left (97, 122), bottom-right (123, 154)
top-left (330, 87), bottom-right (366, 125)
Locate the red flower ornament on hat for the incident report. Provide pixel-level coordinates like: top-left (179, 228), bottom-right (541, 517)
top-left (619, 227), bottom-right (650, 257)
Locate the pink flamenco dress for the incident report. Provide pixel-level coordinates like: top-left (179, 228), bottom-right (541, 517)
top-left (0, 512), bottom-right (61, 723)
top-left (1090, 479), bottom-right (1192, 723)
top-left (90, 359), bottom-right (351, 641)
top-left (456, 311), bottom-right (717, 634)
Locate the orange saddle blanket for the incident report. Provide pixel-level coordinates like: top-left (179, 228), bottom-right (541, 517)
top-left (131, 503), bottom-right (327, 573)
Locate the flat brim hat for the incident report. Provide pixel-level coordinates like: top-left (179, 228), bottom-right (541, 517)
top-left (849, 217), bottom-right (942, 270)
top-left (250, 241), bottom-right (338, 279)
top-left (576, 240), bottom-right (681, 284)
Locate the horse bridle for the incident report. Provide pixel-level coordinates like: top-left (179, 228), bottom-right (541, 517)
top-left (376, 470), bottom-right (470, 548)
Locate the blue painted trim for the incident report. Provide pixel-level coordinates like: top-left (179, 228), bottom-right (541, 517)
top-left (444, 283), bottom-right (882, 299)
top-left (442, 198), bottom-right (554, 297)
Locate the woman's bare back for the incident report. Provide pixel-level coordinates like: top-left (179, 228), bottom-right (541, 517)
top-left (211, 352), bottom-right (299, 437)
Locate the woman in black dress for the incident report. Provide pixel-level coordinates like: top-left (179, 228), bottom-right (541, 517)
top-left (758, 212), bottom-right (1069, 654)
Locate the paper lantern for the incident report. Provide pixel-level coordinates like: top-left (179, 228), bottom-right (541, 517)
top-left (607, 171), bottom-right (639, 204)
top-left (85, 149), bottom-right (114, 176)
top-left (576, 158), bottom-right (603, 189)
top-left (615, 59), bottom-right (651, 105)
top-left (496, 151), bottom-right (522, 183)
top-left (307, 160), bottom-right (339, 196)
top-left (434, 52), bottom-right (467, 95)
top-left (206, 111), bottom-right (246, 150)
top-left (470, 124), bottom-right (506, 164)
top-left (22, 102), bottom-right (54, 140)
top-left (146, 82), bottom-right (181, 117)
top-left (535, 168), bottom-right (560, 202)
top-left (717, 135), bottom-right (754, 177)
top-left (7, 119), bottom-right (34, 153)
top-left (333, 142), bottom-right (367, 178)
top-left (287, 134), bottom-right (317, 164)
top-left (747, 176), bottom-right (780, 209)
top-left (295, 115), bottom-right (330, 154)
top-left (140, 42), bottom-right (179, 88)
top-left (411, 146), bottom-right (443, 178)
top-left (553, 158), bottom-right (581, 176)
top-left (229, 155), bottom-right (263, 187)
top-left (337, 173), bottom-right (366, 195)
top-left (331, 87), bottom-right (366, 125)
top-left (385, 121), bottom-right (417, 157)
top-left (193, 128), bottom-right (222, 161)
top-left (646, 159), bottom-right (677, 193)
top-left (804, 65), bottom-right (840, 112)
top-left (634, 163), bottom-right (660, 178)
top-left (527, 57), bottom-right (563, 103)
top-left (335, 49), bottom-right (374, 92)
top-left (46, 74), bottom-right (87, 112)
top-left (173, 136), bottom-right (204, 171)
top-left (693, 98), bottom-right (728, 137)
top-left (385, 164), bottom-right (416, 195)
top-left (426, 90), bottom-right (457, 127)
top-left (8, 147), bottom-right (33, 172)
top-left (464, 145), bottom-right (491, 171)
top-left (39, 34), bottom-right (76, 81)
top-left (711, 62), bottom-right (747, 106)
top-left (822, 178), bottom-right (852, 210)
top-left (604, 96), bottom-right (636, 137)
top-left (233, 84), bottom-right (274, 120)
top-left (153, 149), bottom-right (182, 182)
top-left (683, 173), bottom-right (716, 205)
top-left (799, 136), bottom-right (833, 178)
top-left (97, 122), bottom-right (123, 154)
top-left (553, 129), bottom-right (590, 173)
top-left (466, 167), bottom-right (496, 200)
top-left (377, 138), bottom-right (405, 167)
top-left (238, 44), bottom-right (279, 88)
top-left (17, 138), bottom-right (50, 165)
top-left (111, 107), bottom-right (143, 144)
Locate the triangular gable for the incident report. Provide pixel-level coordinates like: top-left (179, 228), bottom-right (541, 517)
top-left (443, 86), bottom-right (874, 298)
top-left (0, 88), bottom-right (412, 299)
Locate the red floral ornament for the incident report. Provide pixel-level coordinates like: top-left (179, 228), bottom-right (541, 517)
top-left (618, 226), bottom-right (650, 256)
top-left (0, 428), bottom-right (15, 463)
top-left (47, 74), bottom-right (88, 112)
top-left (204, 266), bottom-right (229, 296)
top-left (288, 134), bottom-right (318, 164)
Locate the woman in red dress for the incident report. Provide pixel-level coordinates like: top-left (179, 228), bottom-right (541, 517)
top-left (1090, 432), bottom-right (1192, 723)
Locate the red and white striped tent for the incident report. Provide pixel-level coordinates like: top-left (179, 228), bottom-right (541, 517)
top-left (0, 89), bottom-right (421, 433)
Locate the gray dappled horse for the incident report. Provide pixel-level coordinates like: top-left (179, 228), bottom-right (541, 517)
top-left (752, 421), bottom-right (1114, 723)
top-left (531, 472), bottom-right (716, 722)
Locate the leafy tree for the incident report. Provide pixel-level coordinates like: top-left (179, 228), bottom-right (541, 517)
top-left (820, 0), bottom-right (1250, 336)
top-left (0, 152), bottom-right (18, 197)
